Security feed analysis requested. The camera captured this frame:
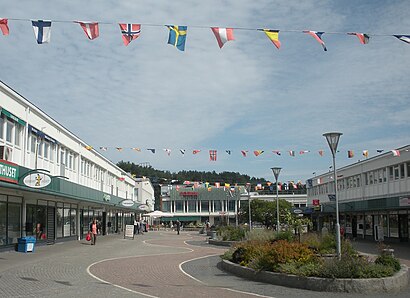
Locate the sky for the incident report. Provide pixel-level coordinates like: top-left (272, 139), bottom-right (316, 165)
top-left (1, 0), bottom-right (410, 183)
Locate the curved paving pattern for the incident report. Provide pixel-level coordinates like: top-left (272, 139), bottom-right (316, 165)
top-left (89, 232), bottom-right (263, 297)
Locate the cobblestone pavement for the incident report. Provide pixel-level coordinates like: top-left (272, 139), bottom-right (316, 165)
top-left (0, 231), bottom-right (409, 297)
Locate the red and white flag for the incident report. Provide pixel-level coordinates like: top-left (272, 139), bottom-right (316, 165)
top-left (347, 32), bottom-right (369, 44)
top-left (241, 150), bottom-right (248, 157)
top-left (76, 21), bottom-right (99, 40)
top-left (391, 150), bottom-right (400, 157)
top-left (304, 31), bottom-right (327, 51)
top-left (193, 149), bottom-right (201, 154)
top-left (0, 19), bottom-right (9, 35)
top-left (209, 150), bottom-right (217, 161)
top-left (211, 27), bottom-right (234, 48)
top-left (119, 23), bottom-right (141, 46)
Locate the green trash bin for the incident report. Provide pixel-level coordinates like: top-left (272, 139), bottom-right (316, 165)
top-left (18, 237), bottom-right (36, 253)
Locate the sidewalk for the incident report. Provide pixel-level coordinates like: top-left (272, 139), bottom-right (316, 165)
top-left (351, 239), bottom-right (410, 266)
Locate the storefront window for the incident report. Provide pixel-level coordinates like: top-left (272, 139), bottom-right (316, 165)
top-left (382, 214), bottom-right (388, 237)
top-left (228, 200), bottom-right (235, 212)
top-left (70, 208), bottom-right (76, 236)
top-left (56, 207), bottom-right (63, 238)
top-left (214, 201), bottom-right (222, 212)
top-left (36, 205), bottom-right (47, 241)
top-left (63, 208), bottom-right (70, 237)
top-left (187, 200), bottom-right (196, 212)
top-left (0, 200), bottom-right (6, 245)
top-left (389, 214), bottom-right (399, 237)
top-left (201, 201), bottom-right (209, 212)
top-left (162, 201), bottom-right (170, 212)
top-left (175, 201), bottom-right (183, 213)
top-left (7, 203), bottom-right (21, 244)
top-left (365, 215), bottom-right (373, 235)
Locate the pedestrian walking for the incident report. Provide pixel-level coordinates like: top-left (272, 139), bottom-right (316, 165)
top-left (134, 219), bottom-right (139, 235)
top-left (90, 219), bottom-right (97, 245)
top-left (176, 220), bottom-right (181, 235)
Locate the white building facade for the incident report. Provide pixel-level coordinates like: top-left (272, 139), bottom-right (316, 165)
top-left (307, 145), bottom-right (410, 243)
top-left (0, 81), bottom-right (144, 249)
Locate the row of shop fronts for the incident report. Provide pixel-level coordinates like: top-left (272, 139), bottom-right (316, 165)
top-left (0, 162), bottom-right (142, 250)
top-left (0, 192), bottom-right (137, 249)
top-left (312, 210), bottom-right (409, 242)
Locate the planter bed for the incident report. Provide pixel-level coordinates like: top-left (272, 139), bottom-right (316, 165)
top-left (220, 259), bottom-right (409, 293)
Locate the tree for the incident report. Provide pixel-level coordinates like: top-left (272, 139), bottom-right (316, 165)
top-left (238, 199), bottom-right (292, 229)
top-left (283, 210), bottom-right (312, 242)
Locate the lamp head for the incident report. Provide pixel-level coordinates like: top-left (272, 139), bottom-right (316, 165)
top-left (271, 167), bottom-right (282, 180)
top-left (323, 132), bottom-right (343, 156)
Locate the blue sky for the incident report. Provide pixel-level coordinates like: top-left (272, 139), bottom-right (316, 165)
top-left (1, 1), bottom-right (409, 183)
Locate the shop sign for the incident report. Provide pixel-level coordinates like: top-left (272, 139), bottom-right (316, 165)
top-left (23, 172), bottom-right (52, 188)
top-left (293, 209), bottom-right (303, 214)
top-left (179, 191), bottom-right (198, 197)
top-left (399, 197), bottom-right (410, 207)
top-left (138, 204), bottom-right (149, 211)
top-left (103, 194), bottom-right (111, 201)
top-left (121, 199), bottom-right (135, 207)
top-left (312, 199), bottom-right (320, 206)
top-left (0, 160), bottom-right (19, 184)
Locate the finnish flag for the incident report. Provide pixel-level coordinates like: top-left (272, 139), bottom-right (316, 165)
top-left (32, 20), bottom-right (51, 44)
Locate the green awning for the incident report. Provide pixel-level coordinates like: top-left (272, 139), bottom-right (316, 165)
top-left (161, 216), bottom-right (200, 222)
top-left (1, 108), bottom-right (26, 126)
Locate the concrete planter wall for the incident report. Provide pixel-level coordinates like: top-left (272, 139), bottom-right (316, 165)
top-left (220, 259), bottom-right (409, 293)
top-left (208, 239), bottom-right (239, 247)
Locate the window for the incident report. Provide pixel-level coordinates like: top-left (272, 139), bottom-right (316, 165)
top-left (400, 163), bottom-right (405, 179)
top-left (44, 142), bottom-right (49, 159)
top-left (30, 135), bottom-right (37, 153)
top-left (188, 200), bottom-right (197, 212)
top-left (14, 125), bottom-right (21, 147)
top-left (50, 144), bottom-right (55, 161)
top-left (383, 168), bottom-right (387, 182)
top-left (378, 170), bottom-right (383, 183)
top-left (38, 140), bottom-right (43, 157)
top-left (365, 173), bottom-right (369, 185)
top-left (389, 167), bottom-right (394, 180)
top-left (369, 172), bottom-right (373, 185)
top-left (201, 201), bottom-right (209, 212)
top-left (0, 116), bottom-right (4, 139)
top-left (6, 120), bottom-right (13, 143)
top-left (394, 165), bottom-right (399, 180)
top-left (407, 163), bottom-right (410, 178)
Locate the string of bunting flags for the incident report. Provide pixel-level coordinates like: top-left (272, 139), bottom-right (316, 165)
top-left (0, 18), bottom-right (409, 50)
top-left (86, 146), bottom-right (405, 161)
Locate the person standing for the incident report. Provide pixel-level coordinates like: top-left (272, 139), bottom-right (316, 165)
top-left (176, 220), bottom-right (181, 235)
top-left (90, 219), bottom-right (97, 245)
top-left (134, 218), bottom-right (139, 235)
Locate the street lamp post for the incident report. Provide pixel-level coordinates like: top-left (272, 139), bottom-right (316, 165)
top-left (323, 132), bottom-right (343, 260)
top-left (271, 167), bottom-right (282, 235)
top-left (246, 183), bottom-right (251, 231)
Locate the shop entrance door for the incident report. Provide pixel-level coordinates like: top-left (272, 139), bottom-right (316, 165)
top-left (398, 214), bottom-right (408, 242)
top-left (352, 216), bottom-right (357, 238)
top-left (47, 206), bottom-right (55, 244)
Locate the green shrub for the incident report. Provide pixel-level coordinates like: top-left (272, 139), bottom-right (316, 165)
top-left (375, 254), bottom-right (401, 272)
top-left (217, 226), bottom-right (246, 241)
top-left (249, 240), bottom-right (315, 271)
top-left (231, 241), bottom-right (263, 266)
top-left (278, 261), bottom-right (323, 277)
top-left (318, 233), bottom-right (336, 254)
top-left (245, 229), bottom-right (276, 242)
top-left (275, 230), bottom-right (294, 242)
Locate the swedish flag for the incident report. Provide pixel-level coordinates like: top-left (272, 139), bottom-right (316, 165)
top-left (166, 25), bottom-right (187, 51)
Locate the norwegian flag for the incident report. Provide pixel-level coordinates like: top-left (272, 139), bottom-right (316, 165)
top-left (209, 150), bottom-right (217, 161)
top-left (391, 150), bottom-right (400, 157)
top-left (0, 19), bottom-right (9, 35)
top-left (347, 32), bottom-right (369, 44)
top-left (211, 27), bottom-right (234, 48)
top-left (241, 150), bottom-right (248, 157)
top-left (193, 149), bottom-right (201, 154)
top-left (76, 21), bottom-right (99, 40)
top-left (119, 23), bottom-right (141, 46)
top-left (304, 31), bottom-right (327, 51)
